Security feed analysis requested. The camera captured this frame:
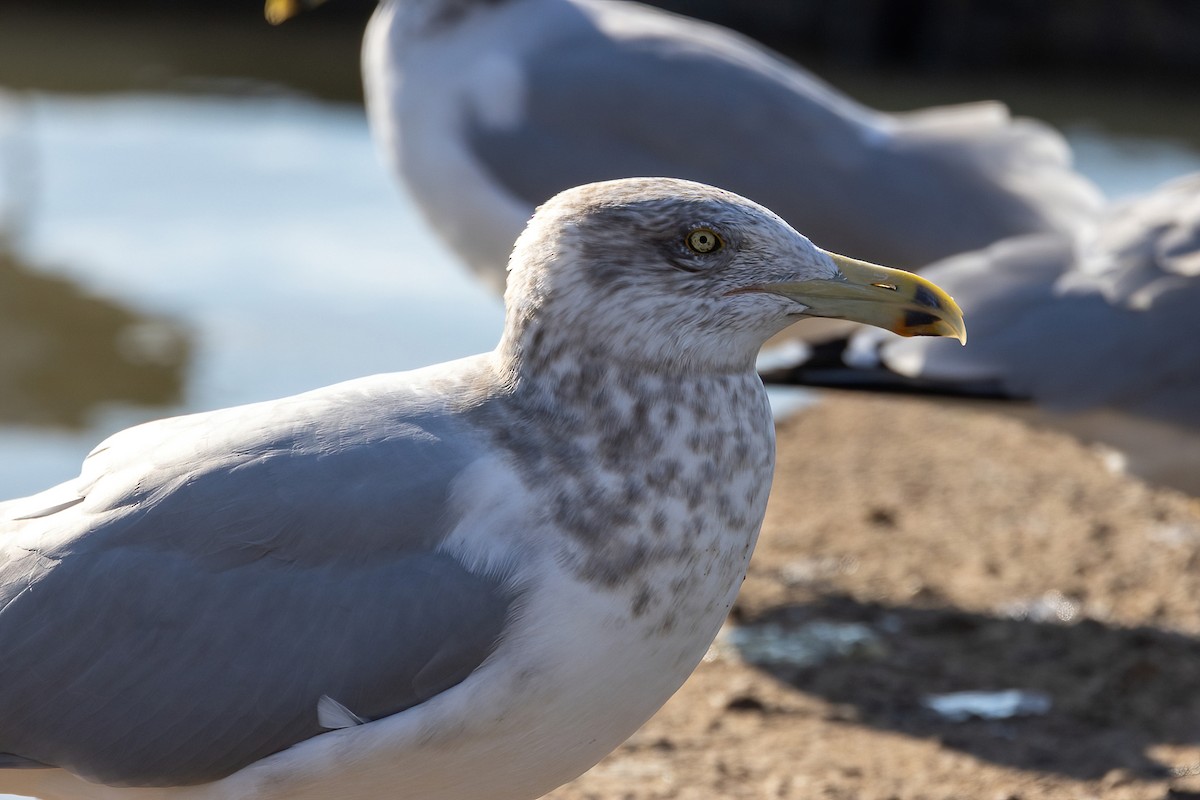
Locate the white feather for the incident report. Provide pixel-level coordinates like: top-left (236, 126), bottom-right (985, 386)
top-left (316, 696), bottom-right (366, 730)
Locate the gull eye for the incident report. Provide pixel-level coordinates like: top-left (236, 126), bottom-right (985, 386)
top-left (685, 228), bottom-right (723, 254)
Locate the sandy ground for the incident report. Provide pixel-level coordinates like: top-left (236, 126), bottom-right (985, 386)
top-left (547, 392), bottom-right (1200, 800)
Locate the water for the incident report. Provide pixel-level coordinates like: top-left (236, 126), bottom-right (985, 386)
top-left (0, 93), bottom-right (505, 497)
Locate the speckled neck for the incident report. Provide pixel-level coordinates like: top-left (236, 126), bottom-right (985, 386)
top-left (497, 310), bottom-right (764, 382)
top-left (472, 349), bottom-right (776, 624)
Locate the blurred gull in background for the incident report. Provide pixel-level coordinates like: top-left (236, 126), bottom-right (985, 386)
top-left (269, 0), bottom-right (1103, 288)
top-left (768, 173), bottom-right (1200, 495)
top-left (0, 178), bottom-right (964, 799)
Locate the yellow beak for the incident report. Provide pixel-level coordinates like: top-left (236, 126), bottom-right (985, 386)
top-left (264, 0), bottom-right (327, 24)
top-left (763, 250), bottom-right (966, 343)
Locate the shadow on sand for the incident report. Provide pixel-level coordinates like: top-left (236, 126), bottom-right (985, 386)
top-left (730, 594), bottom-right (1200, 780)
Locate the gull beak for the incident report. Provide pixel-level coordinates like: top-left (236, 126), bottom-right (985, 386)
top-left (764, 250), bottom-right (967, 343)
top-left (264, 0), bottom-right (328, 24)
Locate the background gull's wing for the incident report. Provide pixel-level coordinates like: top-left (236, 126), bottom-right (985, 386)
top-left (862, 174), bottom-right (1200, 427)
top-left (464, 1), bottom-right (1101, 269)
top-left (766, 174), bottom-right (1200, 492)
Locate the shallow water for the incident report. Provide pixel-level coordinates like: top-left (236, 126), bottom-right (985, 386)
top-left (0, 93), bottom-right (505, 497)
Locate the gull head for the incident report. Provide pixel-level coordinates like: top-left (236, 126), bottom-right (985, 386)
top-left (500, 177), bottom-right (965, 374)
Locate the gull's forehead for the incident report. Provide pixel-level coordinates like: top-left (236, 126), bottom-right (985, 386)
top-left (512, 177), bottom-right (825, 296)
top-left (551, 177), bottom-right (783, 231)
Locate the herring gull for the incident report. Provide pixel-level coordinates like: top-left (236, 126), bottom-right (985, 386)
top-left (270, 0), bottom-right (1100, 288)
top-left (769, 173), bottom-right (1200, 494)
top-left (0, 178), bottom-right (964, 799)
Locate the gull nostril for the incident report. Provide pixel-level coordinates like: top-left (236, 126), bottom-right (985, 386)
top-left (914, 284), bottom-right (943, 309)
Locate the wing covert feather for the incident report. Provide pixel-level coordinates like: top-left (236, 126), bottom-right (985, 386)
top-left (0, 367), bottom-right (521, 786)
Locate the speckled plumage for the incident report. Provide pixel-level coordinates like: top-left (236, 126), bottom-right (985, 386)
top-left (0, 177), bottom-right (961, 800)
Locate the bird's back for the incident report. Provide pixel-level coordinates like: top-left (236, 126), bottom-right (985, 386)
top-left (370, 0), bottom-right (1102, 278)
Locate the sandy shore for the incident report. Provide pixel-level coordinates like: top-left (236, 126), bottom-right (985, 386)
top-left (548, 392), bottom-right (1200, 800)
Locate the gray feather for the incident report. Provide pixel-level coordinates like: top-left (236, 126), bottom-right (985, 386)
top-left (0, 360), bottom-right (518, 787)
top-left (317, 696), bottom-right (366, 730)
top-left (862, 173), bottom-right (1200, 428)
top-left (464, 0), bottom-right (1099, 270)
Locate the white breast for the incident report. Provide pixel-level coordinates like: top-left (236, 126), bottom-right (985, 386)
top-left (222, 373), bottom-right (774, 800)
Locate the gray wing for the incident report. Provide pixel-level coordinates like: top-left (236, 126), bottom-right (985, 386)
top-left (466, 1), bottom-right (1099, 268)
top-left (0, 370), bottom-right (516, 787)
top-left (1069, 172), bottom-right (1200, 303)
top-left (852, 174), bottom-right (1200, 428)
top-left (466, 5), bottom-right (878, 250)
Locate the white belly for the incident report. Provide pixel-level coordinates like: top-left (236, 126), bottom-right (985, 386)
top-left (9, 558), bottom-right (745, 800)
top-left (197, 549), bottom-right (751, 800)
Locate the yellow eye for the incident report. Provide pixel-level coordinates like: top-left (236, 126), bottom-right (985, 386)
top-left (686, 228), bottom-right (722, 254)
